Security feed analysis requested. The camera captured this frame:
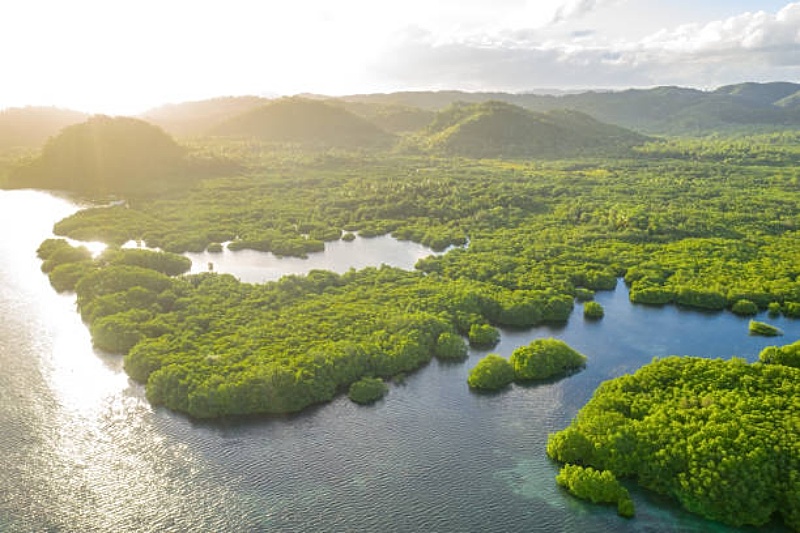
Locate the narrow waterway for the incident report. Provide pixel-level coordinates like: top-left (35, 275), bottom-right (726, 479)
top-left (0, 189), bottom-right (796, 532)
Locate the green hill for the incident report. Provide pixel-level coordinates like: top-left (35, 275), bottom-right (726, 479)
top-left (419, 101), bottom-right (648, 158)
top-left (141, 96), bottom-right (270, 137)
top-left (0, 106), bottom-right (87, 152)
top-left (340, 82), bottom-right (800, 135)
top-left (775, 90), bottom-right (800, 110)
top-left (210, 97), bottom-right (394, 149)
top-left (713, 81), bottom-right (800, 106)
top-left (9, 115), bottom-right (187, 195)
top-left (334, 101), bottom-right (435, 133)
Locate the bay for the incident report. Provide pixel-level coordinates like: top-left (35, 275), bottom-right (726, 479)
top-left (0, 189), bottom-right (796, 532)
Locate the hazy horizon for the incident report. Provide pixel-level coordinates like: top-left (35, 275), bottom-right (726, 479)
top-left (3, 0), bottom-right (799, 115)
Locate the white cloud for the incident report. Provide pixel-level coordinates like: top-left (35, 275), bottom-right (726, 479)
top-left (552, 0), bottom-right (623, 24)
top-left (372, 2), bottom-right (800, 91)
top-left (1, 0), bottom-right (798, 111)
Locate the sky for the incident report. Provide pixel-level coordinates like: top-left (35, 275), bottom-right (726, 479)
top-left (1, 0), bottom-right (799, 114)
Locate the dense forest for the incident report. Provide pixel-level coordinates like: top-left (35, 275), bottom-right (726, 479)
top-left (547, 350), bottom-right (800, 530)
top-left (25, 132), bottom-right (800, 421)
top-left (2, 85), bottom-right (799, 529)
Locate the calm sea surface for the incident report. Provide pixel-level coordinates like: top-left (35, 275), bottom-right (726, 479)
top-left (1, 189), bottom-right (796, 532)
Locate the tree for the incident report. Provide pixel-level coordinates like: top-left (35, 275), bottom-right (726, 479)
top-left (759, 340), bottom-right (800, 368)
top-left (732, 299), bottom-right (758, 316)
top-left (348, 377), bottom-right (388, 404)
top-left (583, 301), bottom-right (604, 319)
top-left (510, 338), bottom-right (586, 381)
top-left (468, 324), bottom-right (500, 348)
top-left (556, 464), bottom-right (634, 517)
top-left (467, 354), bottom-right (514, 390)
top-left (434, 332), bottom-right (468, 361)
top-left (10, 115), bottom-right (186, 195)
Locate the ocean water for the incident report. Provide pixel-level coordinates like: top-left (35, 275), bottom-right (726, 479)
top-left (0, 189), bottom-right (795, 532)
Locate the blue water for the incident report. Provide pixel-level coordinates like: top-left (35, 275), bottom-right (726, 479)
top-left (0, 190), bottom-right (796, 532)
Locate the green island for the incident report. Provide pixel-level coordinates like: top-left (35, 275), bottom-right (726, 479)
top-left (583, 301), bottom-right (604, 319)
top-left (749, 320), bottom-right (784, 337)
top-left (347, 377), bottom-right (389, 405)
top-left (467, 354), bottom-right (515, 391)
top-left (547, 346), bottom-right (800, 530)
top-left (2, 87), bottom-right (800, 529)
top-left (468, 338), bottom-right (587, 391)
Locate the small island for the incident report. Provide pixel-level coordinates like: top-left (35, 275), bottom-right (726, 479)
top-left (467, 354), bottom-right (515, 390)
top-left (583, 301), bottom-right (604, 319)
top-left (348, 377), bottom-right (389, 405)
top-left (509, 338), bottom-right (587, 381)
top-left (468, 339), bottom-right (587, 391)
top-left (749, 320), bottom-right (783, 336)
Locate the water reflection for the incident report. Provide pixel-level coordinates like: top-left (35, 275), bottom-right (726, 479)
top-left (185, 234), bottom-right (444, 283)
top-left (0, 190), bottom-right (239, 531)
top-left (0, 189), bottom-right (796, 532)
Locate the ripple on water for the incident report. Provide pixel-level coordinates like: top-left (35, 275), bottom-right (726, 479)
top-left (0, 190), bottom-right (797, 532)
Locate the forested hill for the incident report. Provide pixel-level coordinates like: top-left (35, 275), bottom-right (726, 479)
top-left (418, 101), bottom-right (648, 158)
top-left (141, 96), bottom-right (271, 138)
top-left (0, 106), bottom-right (87, 152)
top-left (339, 82), bottom-right (800, 135)
top-left (332, 101), bottom-right (435, 134)
top-left (209, 97), bottom-right (395, 149)
top-left (8, 115), bottom-right (189, 195)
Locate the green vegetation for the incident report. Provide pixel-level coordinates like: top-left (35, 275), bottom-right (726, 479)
top-left (731, 298), bottom-right (758, 316)
top-left (547, 356), bottom-right (800, 530)
top-left (434, 332), bottom-right (469, 361)
top-left (467, 324), bottom-right (500, 348)
top-left (574, 288), bottom-right (595, 302)
top-left (467, 355), bottom-right (515, 391)
top-left (6, 90), bottom-right (799, 529)
top-left (415, 101), bottom-right (647, 158)
top-left (339, 82), bottom-right (800, 135)
top-left (509, 338), bottom-right (586, 381)
top-left (583, 301), bottom-right (604, 319)
top-left (8, 116), bottom-right (189, 195)
top-left (347, 377), bottom-right (389, 405)
top-left (37, 238), bottom-right (93, 273)
top-left (210, 97), bottom-right (394, 149)
top-left (759, 339), bottom-right (800, 368)
top-left (336, 101), bottom-right (434, 134)
top-left (468, 338), bottom-right (586, 393)
top-left (99, 247), bottom-right (192, 276)
top-left (10, 117), bottom-right (797, 422)
top-left (142, 96), bottom-right (270, 138)
top-left (556, 464), bottom-right (634, 517)
top-left (749, 320), bottom-right (783, 337)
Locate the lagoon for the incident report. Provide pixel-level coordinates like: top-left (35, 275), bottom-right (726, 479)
top-left (184, 233), bottom-right (444, 283)
top-left (0, 189), bottom-right (796, 532)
